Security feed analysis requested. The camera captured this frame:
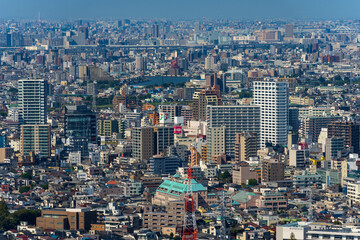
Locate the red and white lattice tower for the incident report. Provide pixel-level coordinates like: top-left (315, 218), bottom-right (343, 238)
top-left (182, 165), bottom-right (198, 240)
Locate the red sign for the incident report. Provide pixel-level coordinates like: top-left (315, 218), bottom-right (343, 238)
top-left (174, 126), bottom-right (182, 134)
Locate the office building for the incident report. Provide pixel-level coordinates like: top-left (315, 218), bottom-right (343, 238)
top-left (20, 124), bottom-right (51, 158)
top-left (36, 208), bottom-right (97, 231)
top-left (149, 155), bottom-right (183, 175)
top-left (153, 126), bottom-right (174, 155)
top-left (289, 107), bottom-right (299, 132)
top-left (261, 158), bottom-right (285, 183)
top-left (327, 121), bottom-right (360, 154)
top-left (206, 105), bottom-right (260, 160)
top-left (18, 79), bottom-right (47, 124)
top-left (132, 127), bottom-right (154, 161)
top-left (65, 105), bottom-right (97, 144)
top-left (253, 80), bottom-right (289, 148)
top-left (234, 132), bottom-right (258, 163)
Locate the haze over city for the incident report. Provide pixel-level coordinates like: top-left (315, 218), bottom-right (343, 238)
top-left (1, 0), bottom-right (360, 19)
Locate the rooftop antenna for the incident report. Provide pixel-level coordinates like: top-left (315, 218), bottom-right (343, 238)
top-left (182, 165), bottom-right (198, 240)
top-left (217, 190), bottom-right (229, 240)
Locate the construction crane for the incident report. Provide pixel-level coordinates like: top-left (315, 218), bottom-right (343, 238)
top-left (310, 157), bottom-right (325, 166)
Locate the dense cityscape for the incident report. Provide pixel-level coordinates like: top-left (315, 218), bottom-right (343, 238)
top-left (1, 14), bottom-right (360, 240)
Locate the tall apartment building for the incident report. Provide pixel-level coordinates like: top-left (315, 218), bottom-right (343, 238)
top-left (300, 116), bottom-right (342, 143)
top-left (253, 80), bottom-right (289, 148)
top-left (261, 158), bottom-right (285, 183)
top-left (234, 132), bottom-right (258, 163)
top-left (206, 105), bottom-right (260, 160)
top-left (207, 126), bottom-right (226, 162)
top-left (18, 79), bottom-right (47, 124)
top-left (20, 124), bottom-right (50, 158)
top-left (327, 121), bottom-right (360, 154)
top-left (149, 155), bottom-right (183, 175)
top-left (132, 127), bottom-right (154, 161)
top-left (192, 87), bottom-right (222, 121)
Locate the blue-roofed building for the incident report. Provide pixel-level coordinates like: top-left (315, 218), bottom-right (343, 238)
top-left (152, 178), bottom-right (217, 208)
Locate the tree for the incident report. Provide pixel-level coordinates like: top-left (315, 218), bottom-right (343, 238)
top-left (219, 170), bottom-right (232, 183)
top-left (11, 209), bottom-right (41, 226)
top-left (0, 200), bottom-right (9, 219)
top-left (290, 232), bottom-right (297, 240)
top-left (248, 179), bottom-right (257, 186)
top-left (20, 172), bottom-right (32, 179)
top-left (19, 186), bottom-right (30, 193)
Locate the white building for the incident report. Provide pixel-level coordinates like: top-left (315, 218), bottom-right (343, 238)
top-left (344, 177), bottom-right (360, 205)
top-left (253, 80), bottom-right (289, 148)
top-left (277, 222), bottom-right (360, 240)
top-left (69, 151), bottom-right (82, 165)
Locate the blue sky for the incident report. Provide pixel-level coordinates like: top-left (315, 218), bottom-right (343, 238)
top-left (0, 0), bottom-right (359, 20)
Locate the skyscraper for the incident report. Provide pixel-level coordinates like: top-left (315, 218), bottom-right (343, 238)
top-left (18, 79), bottom-right (47, 125)
top-left (253, 80), bottom-right (289, 148)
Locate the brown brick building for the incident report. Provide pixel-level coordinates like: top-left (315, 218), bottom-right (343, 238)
top-left (36, 208), bottom-right (97, 231)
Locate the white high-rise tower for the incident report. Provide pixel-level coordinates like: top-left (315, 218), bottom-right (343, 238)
top-left (18, 79), bottom-right (47, 124)
top-left (253, 80), bottom-right (289, 149)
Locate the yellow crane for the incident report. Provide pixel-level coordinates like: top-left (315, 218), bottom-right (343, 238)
top-left (310, 157), bottom-right (325, 165)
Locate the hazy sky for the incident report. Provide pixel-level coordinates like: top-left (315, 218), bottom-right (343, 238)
top-left (0, 0), bottom-right (359, 20)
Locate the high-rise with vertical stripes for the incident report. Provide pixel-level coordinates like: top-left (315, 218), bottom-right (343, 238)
top-left (18, 79), bottom-right (47, 124)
